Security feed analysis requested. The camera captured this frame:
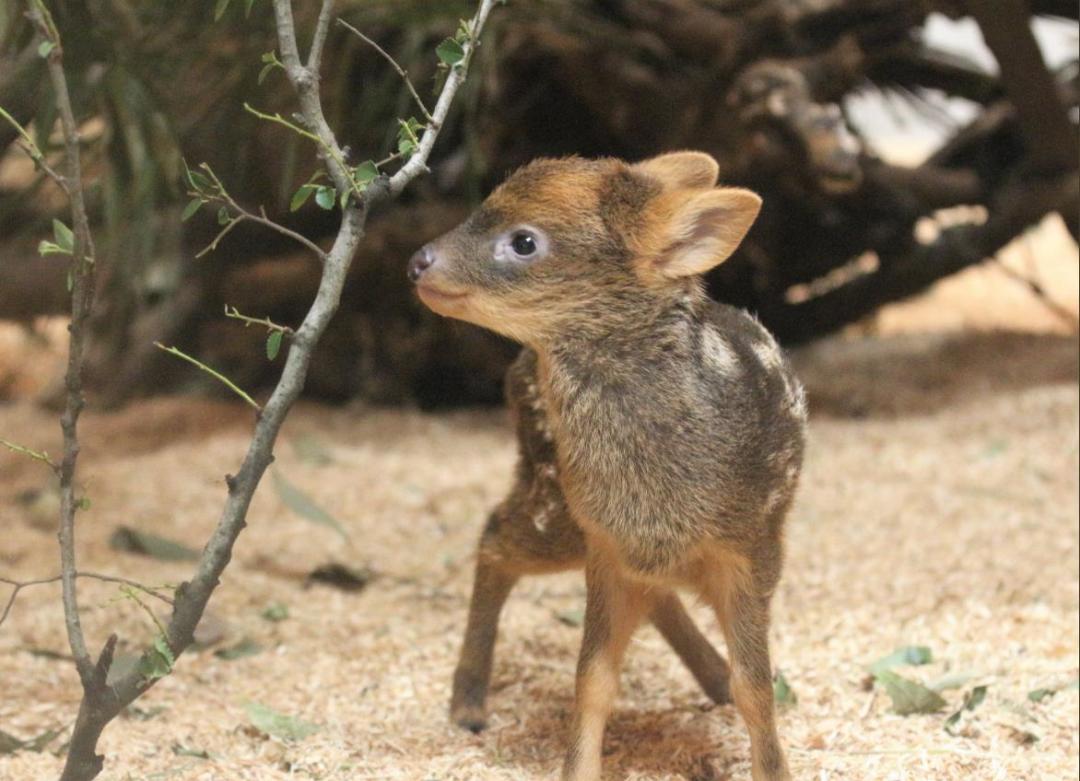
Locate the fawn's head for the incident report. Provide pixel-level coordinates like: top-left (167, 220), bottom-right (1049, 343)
top-left (408, 152), bottom-right (761, 344)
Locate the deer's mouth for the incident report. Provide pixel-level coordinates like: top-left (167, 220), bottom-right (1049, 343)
top-left (417, 283), bottom-right (470, 307)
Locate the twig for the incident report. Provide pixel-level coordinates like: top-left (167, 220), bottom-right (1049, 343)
top-left (0, 438), bottom-right (57, 470)
top-left (194, 216), bottom-right (242, 259)
top-left (0, 573), bottom-right (174, 629)
top-left (224, 305), bottom-right (294, 334)
top-left (337, 18), bottom-right (433, 122)
top-left (153, 343), bottom-right (262, 411)
top-left (385, 0), bottom-right (499, 200)
top-left (28, 0), bottom-right (97, 693)
top-left (189, 164), bottom-right (328, 261)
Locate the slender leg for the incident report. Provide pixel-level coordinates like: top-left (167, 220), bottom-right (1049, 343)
top-left (713, 584), bottom-right (790, 781)
top-left (450, 553), bottom-right (520, 732)
top-left (650, 591), bottom-right (732, 705)
top-left (562, 551), bottom-right (649, 781)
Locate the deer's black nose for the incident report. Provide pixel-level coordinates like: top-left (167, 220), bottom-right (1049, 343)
top-left (408, 245), bottom-right (435, 282)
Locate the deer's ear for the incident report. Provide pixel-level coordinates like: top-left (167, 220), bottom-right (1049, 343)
top-left (653, 187), bottom-right (762, 278)
top-left (633, 151), bottom-right (720, 191)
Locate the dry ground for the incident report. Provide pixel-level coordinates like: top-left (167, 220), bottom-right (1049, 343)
top-left (0, 217), bottom-right (1077, 781)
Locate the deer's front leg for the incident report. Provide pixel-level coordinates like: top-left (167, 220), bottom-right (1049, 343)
top-left (562, 548), bottom-right (648, 781)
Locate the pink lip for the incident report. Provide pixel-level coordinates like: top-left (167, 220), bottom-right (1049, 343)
top-left (417, 284), bottom-right (469, 304)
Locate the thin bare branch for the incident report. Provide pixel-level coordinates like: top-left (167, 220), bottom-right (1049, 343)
top-left (386, 0), bottom-right (499, 199)
top-left (154, 343), bottom-right (262, 411)
top-left (0, 573), bottom-right (174, 629)
top-left (41, 1), bottom-right (500, 777)
top-left (224, 305), bottom-right (294, 334)
top-left (306, 0), bottom-right (335, 74)
top-left (337, 18), bottom-right (433, 122)
top-left (27, 0), bottom-right (97, 691)
top-left (189, 164), bottom-right (328, 261)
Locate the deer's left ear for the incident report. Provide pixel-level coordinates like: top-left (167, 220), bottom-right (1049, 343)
top-left (651, 188), bottom-right (762, 278)
top-left (633, 151), bottom-right (720, 190)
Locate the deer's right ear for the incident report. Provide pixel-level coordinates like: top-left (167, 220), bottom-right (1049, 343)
top-left (633, 151), bottom-right (720, 191)
top-left (646, 187), bottom-right (762, 279)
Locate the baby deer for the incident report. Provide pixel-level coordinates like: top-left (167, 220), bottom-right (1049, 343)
top-left (409, 152), bottom-right (806, 781)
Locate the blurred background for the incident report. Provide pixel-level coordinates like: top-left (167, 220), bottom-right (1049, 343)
top-left (1, 0), bottom-right (1076, 409)
top-left (1, 3), bottom-right (1078, 780)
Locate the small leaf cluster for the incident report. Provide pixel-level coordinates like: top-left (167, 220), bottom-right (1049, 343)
top-left (436, 19), bottom-right (474, 68)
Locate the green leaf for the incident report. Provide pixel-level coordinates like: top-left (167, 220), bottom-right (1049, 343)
top-left (214, 0), bottom-right (231, 21)
top-left (138, 634), bottom-right (175, 682)
top-left (0, 727), bottom-right (61, 755)
top-left (66, 268), bottom-right (73, 292)
top-left (258, 63), bottom-right (276, 85)
top-left (869, 645), bottom-right (933, 676)
top-left (37, 41), bottom-right (55, 58)
top-left (214, 637), bottom-right (263, 660)
top-left (52, 220), bottom-right (74, 252)
top-left (271, 470), bottom-right (348, 540)
top-left (184, 161), bottom-right (213, 193)
top-left (291, 434), bottom-right (334, 466)
top-left (244, 0), bottom-right (257, 16)
top-left (266, 330), bottom-right (283, 361)
top-left (944, 685), bottom-right (987, 734)
top-left (436, 37), bottom-right (465, 66)
top-left (217, 206), bottom-right (230, 226)
top-left (1028, 687), bottom-right (1054, 703)
top-left (181, 199), bottom-right (204, 222)
top-left (773, 670), bottom-right (798, 707)
top-left (38, 240), bottom-right (69, 257)
top-left (1028, 679), bottom-right (1078, 702)
top-left (289, 184), bottom-right (318, 212)
top-left (172, 744), bottom-right (211, 759)
top-left (875, 670), bottom-right (946, 715)
top-left (261, 602), bottom-right (289, 622)
top-left (555, 608), bottom-right (584, 627)
top-left (353, 160), bottom-right (379, 185)
top-left (314, 186), bottom-right (335, 210)
top-left (75, 496), bottom-right (90, 511)
top-left (109, 526), bottom-right (200, 561)
top-left (244, 702), bottom-right (319, 741)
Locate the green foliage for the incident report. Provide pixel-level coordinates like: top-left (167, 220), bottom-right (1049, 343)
top-left (773, 670), bottom-right (797, 707)
top-left (138, 634), bottom-right (175, 682)
top-left (244, 702), bottom-right (319, 741)
top-left (874, 670), bottom-right (946, 715)
top-left (266, 330), bottom-right (283, 360)
top-left (214, 637), bottom-right (263, 660)
top-left (396, 117), bottom-right (423, 158)
top-left (258, 50), bottom-right (284, 85)
top-left (944, 685), bottom-right (987, 734)
top-left (261, 602), bottom-right (289, 622)
top-left (868, 645), bottom-right (933, 676)
top-left (435, 37), bottom-right (465, 66)
top-left (38, 218), bottom-right (75, 257)
top-left (109, 526), bottom-right (200, 561)
top-left (181, 198), bottom-right (204, 222)
top-left (271, 469), bottom-right (348, 541)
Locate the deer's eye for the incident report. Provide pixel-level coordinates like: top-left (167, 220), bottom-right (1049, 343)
top-left (510, 231), bottom-right (537, 257)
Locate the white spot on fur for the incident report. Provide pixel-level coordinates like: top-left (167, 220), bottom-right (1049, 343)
top-left (701, 327), bottom-right (739, 373)
top-left (752, 338), bottom-right (783, 372)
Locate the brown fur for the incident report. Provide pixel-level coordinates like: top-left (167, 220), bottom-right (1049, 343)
top-left (412, 152), bottom-right (806, 781)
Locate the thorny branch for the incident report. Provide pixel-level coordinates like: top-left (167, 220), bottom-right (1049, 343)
top-left (20, 1), bottom-right (501, 779)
